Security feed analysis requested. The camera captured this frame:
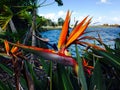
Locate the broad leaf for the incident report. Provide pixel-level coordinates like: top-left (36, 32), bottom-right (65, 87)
top-left (93, 49), bottom-right (120, 69)
top-left (75, 45), bottom-right (88, 90)
top-left (56, 64), bottom-right (73, 90)
top-left (90, 60), bottom-right (106, 90)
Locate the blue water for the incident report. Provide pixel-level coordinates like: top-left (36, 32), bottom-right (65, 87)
top-left (41, 27), bottom-right (120, 56)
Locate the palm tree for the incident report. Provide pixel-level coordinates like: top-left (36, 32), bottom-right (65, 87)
top-left (0, 0), bottom-right (63, 58)
top-left (27, 0), bottom-right (63, 61)
top-left (0, 5), bottom-right (17, 33)
top-left (0, 0), bottom-right (63, 34)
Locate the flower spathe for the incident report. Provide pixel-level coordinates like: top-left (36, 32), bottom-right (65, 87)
top-left (82, 59), bottom-right (94, 75)
top-left (4, 40), bottom-right (19, 55)
top-left (4, 11), bottom-right (97, 76)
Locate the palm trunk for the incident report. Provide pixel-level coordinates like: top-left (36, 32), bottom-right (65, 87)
top-left (9, 19), bottom-right (17, 33)
top-left (30, 8), bottom-right (37, 62)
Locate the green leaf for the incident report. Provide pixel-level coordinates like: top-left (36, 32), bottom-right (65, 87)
top-left (50, 61), bottom-right (53, 90)
top-left (0, 80), bottom-right (9, 90)
top-left (90, 60), bottom-right (106, 90)
top-left (25, 61), bottom-right (49, 89)
top-left (55, 0), bottom-right (63, 6)
top-left (0, 63), bottom-right (13, 75)
top-left (25, 61), bottom-right (42, 89)
top-left (56, 64), bottom-right (73, 90)
top-left (39, 57), bottom-right (50, 74)
top-left (93, 50), bottom-right (120, 69)
top-left (0, 62), bottom-right (28, 89)
top-left (75, 44), bottom-right (88, 90)
top-left (114, 38), bottom-right (120, 50)
top-left (0, 5), bottom-right (13, 30)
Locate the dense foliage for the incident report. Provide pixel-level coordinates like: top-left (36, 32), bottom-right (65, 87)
top-left (0, 0), bottom-right (120, 90)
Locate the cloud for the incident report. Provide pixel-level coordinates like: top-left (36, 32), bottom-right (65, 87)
top-left (101, 0), bottom-right (107, 3)
top-left (96, 0), bottom-right (111, 4)
top-left (92, 16), bottom-right (105, 25)
top-left (58, 11), bottom-right (66, 17)
top-left (39, 10), bottom-right (66, 22)
top-left (39, 11), bottom-right (120, 25)
top-left (96, 16), bottom-right (103, 22)
top-left (40, 13), bottom-right (55, 20)
top-left (111, 17), bottom-right (120, 24)
top-left (92, 16), bottom-right (120, 25)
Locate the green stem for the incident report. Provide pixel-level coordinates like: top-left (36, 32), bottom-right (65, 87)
top-left (50, 61), bottom-right (52, 90)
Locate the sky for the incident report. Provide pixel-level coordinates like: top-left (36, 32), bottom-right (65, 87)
top-left (38, 0), bottom-right (120, 25)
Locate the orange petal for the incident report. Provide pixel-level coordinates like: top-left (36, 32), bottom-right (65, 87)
top-left (82, 59), bottom-right (94, 69)
top-left (83, 59), bottom-right (88, 66)
top-left (4, 40), bottom-right (10, 55)
top-left (11, 41), bottom-right (19, 53)
top-left (11, 41), bottom-right (19, 54)
top-left (85, 65), bottom-right (94, 69)
top-left (66, 18), bottom-right (92, 47)
top-left (57, 10), bottom-right (71, 49)
top-left (68, 16), bottom-right (89, 40)
top-left (11, 46), bottom-right (18, 54)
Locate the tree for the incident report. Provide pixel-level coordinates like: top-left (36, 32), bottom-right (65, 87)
top-left (29, 0), bottom-right (63, 61)
top-left (19, 0), bottom-right (63, 61)
top-left (0, 0), bottom-right (63, 57)
top-left (36, 16), bottom-right (47, 27)
top-left (0, 0), bottom-right (63, 32)
top-left (0, 0), bottom-right (64, 89)
top-left (58, 17), bottom-right (64, 26)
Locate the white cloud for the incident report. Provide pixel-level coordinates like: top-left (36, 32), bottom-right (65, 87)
top-left (58, 11), bottom-right (65, 17)
top-left (77, 16), bottom-right (86, 21)
top-left (39, 11), bottom-right (120, 25)
top-left (95, 16), bottom-right (103, 22)
top-left (73, 15), bottom-right (120, 25)
top-left (111, 17), bottom-right (120, 24)
top-left (39, 10), bottom-right (66, 22)
top-left (70, 12), bottom-right (90, 24)
top-left (101, 0), bottom-right (107, 3)
top-left (112, 17), bottom-right (120, 21)
top-left (92, 16), bottom-right (120, 25)
top-left (40, 13), bottom-right (55, 20)
top-left (92, 16), bottom-right (105, 25)
top-left (96, 0), bottom-right (111, 4)
top-left (39, 11), bottom-right (94, 24)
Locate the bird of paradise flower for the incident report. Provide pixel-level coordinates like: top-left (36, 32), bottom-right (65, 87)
top-left (3, 11), bottom-right (106, 76)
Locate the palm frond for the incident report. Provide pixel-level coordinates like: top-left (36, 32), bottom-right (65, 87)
top-left (0, 5), bottom-right (13, 30)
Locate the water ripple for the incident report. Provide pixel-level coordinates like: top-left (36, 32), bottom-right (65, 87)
top-left (41, 27), bottom-right (120, 56)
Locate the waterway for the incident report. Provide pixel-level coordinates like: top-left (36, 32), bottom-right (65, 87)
top-left (41, 27), bottom-right (120, 56)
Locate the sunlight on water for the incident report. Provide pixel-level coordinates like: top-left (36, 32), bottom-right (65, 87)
top-left (41, 27), bottom-right (120, 56)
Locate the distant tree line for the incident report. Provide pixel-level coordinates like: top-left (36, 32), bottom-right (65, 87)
top-left (41, 17), bottom-right (64, 26)
top-left (102, 23), bottom-right (120, 27)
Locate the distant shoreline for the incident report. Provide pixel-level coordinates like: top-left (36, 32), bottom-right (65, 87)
top-left (89, 25), bottom-right (120, 28)
top-left (39, 25), bottom-right (120, 32)
top-left (40, 26), bottom-right (62, 31)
